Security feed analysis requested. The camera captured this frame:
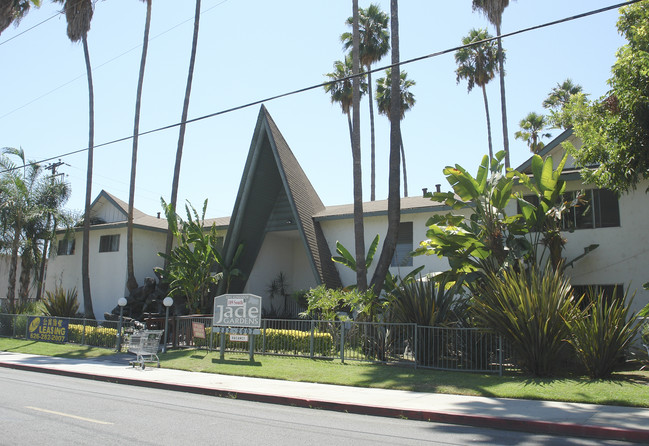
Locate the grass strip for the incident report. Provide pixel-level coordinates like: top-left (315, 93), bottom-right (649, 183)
top-left (2, 338), bottom-right (648, 408)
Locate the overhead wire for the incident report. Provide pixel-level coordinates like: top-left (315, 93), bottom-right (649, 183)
top-left (0, 0), bottom-right (641, 175)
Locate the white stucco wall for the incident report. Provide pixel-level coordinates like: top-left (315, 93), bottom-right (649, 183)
top-left (319, 210), bottom-right (452, 288)
top-left (244, 230), bottom-right (316, 311)
top-left (0, 254), bottom-right (37, 308)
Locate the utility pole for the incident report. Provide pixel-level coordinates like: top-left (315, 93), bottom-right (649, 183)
top-left (36, 160), bottom-right (65, 301)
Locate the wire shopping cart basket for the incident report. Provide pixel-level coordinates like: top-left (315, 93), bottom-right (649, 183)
top-left (128, 329), bottom-right (164, 369)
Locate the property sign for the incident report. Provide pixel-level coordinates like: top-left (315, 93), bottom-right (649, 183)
top-left (229, 334), bottom-right (249, 342)
top-left (27, 316), bottom-right (69, 344)
top-left (192, 322), bottom-right (206, 340)
top-left (213, 294), bottom-right (262, 328)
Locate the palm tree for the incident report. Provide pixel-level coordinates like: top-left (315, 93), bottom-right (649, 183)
top-left (342, 3), bottom-right (390, 202)
top-left (375, 68), bottom-right (415, 197)
top-left (53, 0), bottom-right (95, 319)
top-left (369, 0), bottom-right (401, 298)
top-left (164, 0), bottom-right (201, 267)
top-left (0, 148), bottom-right (69, 310)
top-left (515, 112), bottom-right (551, 153)
top-left (126, 0), bottom-right (153, 294)
top-left (324, 55), bottom-right (367, 146)
top-left (543, 78), bottom-right (584, 129)
top-left (350, 0), bottom-right (367, 291)
top-left (455, 28), bottom-right (499, 160)
top-left (472, 0), bottom-right (512, 168)
top-left (0, 0), bottom-right (39, 36)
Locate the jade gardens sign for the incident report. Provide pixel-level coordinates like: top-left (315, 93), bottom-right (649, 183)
top-left (212, 294), bottom-right (262, 328)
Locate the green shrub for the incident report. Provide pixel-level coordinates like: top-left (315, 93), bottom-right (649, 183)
top-left (471, 262), bottom-right (580, 376)
top-left (42, 287), bottom-right (80, 317)
top-left (68, 324), bottom-right (117, 348)
top-left (567, 291), bottom-right (642, 378)
top-left (195, 327), bottom-right (334, 356)
top-left (642, 323), bottom-right (649, 346)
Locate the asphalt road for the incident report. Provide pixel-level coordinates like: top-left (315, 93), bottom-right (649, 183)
top-left (0, 368), bottom-right (632, 446)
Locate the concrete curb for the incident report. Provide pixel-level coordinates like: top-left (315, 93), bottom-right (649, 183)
top-left (2, 361), bottom-right (648, 443)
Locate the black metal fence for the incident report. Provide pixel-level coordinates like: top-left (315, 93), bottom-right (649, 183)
top-left (0, 313), bottom-right (512, 374)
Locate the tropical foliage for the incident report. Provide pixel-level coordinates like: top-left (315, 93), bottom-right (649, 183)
top-left (542, 78), bottom-right (583, 129)
top-left (562, 2), bottom-right (649, 193)
top-left (514, 112), bottom-right (552, 154)
top-left (42, 286), bottom-right (80, 317)
top-left (158, 199), bottom-right (223, 314)
top-left (566, 290), bottom-right (642, 379)
top-left (471, 262), bottom-right (581, 376)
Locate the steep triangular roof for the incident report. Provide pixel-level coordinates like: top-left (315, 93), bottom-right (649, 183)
top-left (223, 105), bottom-right (341, 291)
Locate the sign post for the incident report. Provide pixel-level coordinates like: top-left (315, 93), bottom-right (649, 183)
top-left (212, 294), bottom-right (262, 361)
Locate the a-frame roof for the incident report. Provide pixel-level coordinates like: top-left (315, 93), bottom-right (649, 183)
top-left (223, 105), bottom-right (342, 291)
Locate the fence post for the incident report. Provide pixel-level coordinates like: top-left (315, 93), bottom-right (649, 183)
top-left (498, 334), bottom-right (503, 377)
top-left (340, 322), bottom-right (345, 364)
top-left (309, 320), bottom-right (315, 359)
top-left (414, 324), bottom-right (418, 370)
top-left (82, 318), bottom-right (86, 346)
top-left (262, 319), bottom-right (267, 355)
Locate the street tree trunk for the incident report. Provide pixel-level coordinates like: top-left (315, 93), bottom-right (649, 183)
top-left (481, 84), bottom-right (494, 160)
top-left (127, 0), bottom-right (152, 293)
top-left (370, 0), bottom-right (401, 298)
top-left (164, 0), bottom-right (201, 268)
top-left (81, 34), bottom-right (95, 319)
top-left (351, 0), bottom-right (367, 291)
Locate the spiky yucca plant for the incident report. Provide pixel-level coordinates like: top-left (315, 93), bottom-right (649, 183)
top-left (567, 290), bottom-right (641, 379)
top-left (42, 286), bottom-right (80, 317)
top-left (471, 262), bottom-right (580, 376)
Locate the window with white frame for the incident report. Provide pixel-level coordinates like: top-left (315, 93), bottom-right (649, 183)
top-left (391, 222), bottom-right (413, 267)
top-left (99, 234), bottom-right (120, 253)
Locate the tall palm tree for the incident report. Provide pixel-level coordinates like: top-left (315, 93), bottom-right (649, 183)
top-left (164, 0), bottom-right (202, 267)
top-left (543, 78), bottom-right (584, 130)
top-left (375, 68), bottom-right (415, 197)
top-left (126, 0), bottom-right (153, 294)
top-left (369, 0), bottom-right (401, 298)
top-left (0, 148), bottom-right (69, 310)
top-left (350, 0), bottom-right (367, 291)
top-left (455, 28), bottom-right (499, 160)
top-left (324, 55), bottom-right (367, 147)
top-left (472, 0), bottom-right (512, 168)
top-left (515, 112), bottom-right (551, 153)
top-left (342, 3), bottom-right (390, 202)
top-left (0, 0), bottom-right (39, 36)
top-left (54, 0), bottom-right (95, 319)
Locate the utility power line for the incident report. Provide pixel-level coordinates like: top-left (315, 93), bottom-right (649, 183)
top-left (0, 0), bottom-right (640, 175)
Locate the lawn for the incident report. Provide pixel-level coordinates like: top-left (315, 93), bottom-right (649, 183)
top-left (2, 338), bottom-right (648, 408)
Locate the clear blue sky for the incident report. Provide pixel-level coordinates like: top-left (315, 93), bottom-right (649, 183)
top-left (0, 0), bottom-right (627, 219)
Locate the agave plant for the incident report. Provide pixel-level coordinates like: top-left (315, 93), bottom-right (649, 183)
top-left (42, 286), bottom-right (80, 317)
top-left (471, 262), bottom-right (581, 376)
top-left (567, 290), bottom-right (642, 379)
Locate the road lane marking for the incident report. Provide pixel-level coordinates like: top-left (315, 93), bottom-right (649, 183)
top-left (25, 406), bottom-right (113, 425)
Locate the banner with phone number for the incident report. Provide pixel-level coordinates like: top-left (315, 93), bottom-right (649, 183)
top-left (27, 316), bottom-right (69, 344)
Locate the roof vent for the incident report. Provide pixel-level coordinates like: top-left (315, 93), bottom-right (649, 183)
top-left (157, 212), bottom-right (161, 219)
top-left (435, 184), bottom-right (441, 193)
top-left (422, 188), bottom-right (428, 197)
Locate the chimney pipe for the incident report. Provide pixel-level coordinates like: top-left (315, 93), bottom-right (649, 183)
top-left (157, 212), bottom-right (161, 219)
top-left (422, 187), bottom-right (428, 197)
top-left (435, 184), bottom-right (441, 193)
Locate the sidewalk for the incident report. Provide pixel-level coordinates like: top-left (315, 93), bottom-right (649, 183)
top-left (1, 351), bottom-right (648, 443)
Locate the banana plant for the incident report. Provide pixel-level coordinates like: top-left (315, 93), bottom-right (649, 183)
top-left (332, 234), bottom-right (380, 272)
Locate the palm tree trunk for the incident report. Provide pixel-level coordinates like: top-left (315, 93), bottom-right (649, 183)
top-left (496, 29), bottom-right (510, 169)
top-left (370, 0), bottom-right (401, 298)
top-left (164, 0), bottom-right (201, 268)
top-left (81, 34), bottom-right (95, 319)
top-left (368, 67), bottom-right (376, 202)
top-left (400, 133), bottom-right (407, 197)
top-left (6, 222), bottom-right (21, 311)
top-left (352, 0), bottom-right (367, 292)
top-left (481, 84), bottom-right (494, 160)
top-left (347, 111), bottom-right (353, 146)
top-left (35, 212), bottom-right (51, 301)
top-left (127, 0), bottom-right (152, 293)
top-left (18, 250), bottom-right (32, 303)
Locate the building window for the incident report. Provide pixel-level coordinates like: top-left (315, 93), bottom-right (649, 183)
top-left (572, 284), bottom-right (624, 308)
top-left (391, 222), bottom-right (413, 267)
top-left (520, 188), bottom-right (620, 231)
top-left (99, 234), bottom-right (120, 253)
top-left (57, 238), bottom-right (75, 256)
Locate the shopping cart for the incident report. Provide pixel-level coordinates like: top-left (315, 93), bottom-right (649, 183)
top-left (128, 330), bottom-right (164, 369)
